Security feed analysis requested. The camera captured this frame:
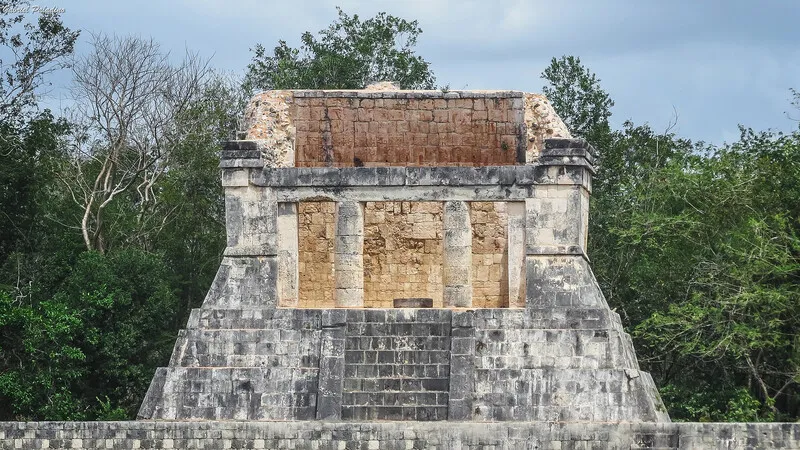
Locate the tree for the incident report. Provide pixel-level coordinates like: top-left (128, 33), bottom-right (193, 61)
top-left (245, 7), bottom-right (435, 91)
top-left (0, 0), bottom-right (78, 123)
top-left (0, 249), bottom-right (178, 420)
top-left (590, 125), bottom-right (800, 421)
top-left (61, 34), bottom-right (211, 253)
top-left (0, 1), bottom-right (76, 262)
top-left (541, 55), bottom-right (614, 145)
top-left (0, 113), bottom-right (70, 260)
top-left (152, 74), bottom-right (245, 323)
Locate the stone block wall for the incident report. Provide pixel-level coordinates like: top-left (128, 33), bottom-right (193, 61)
top-left (140, 287), bottom-right (666, 423)
top-left (342, 309), bottom-right (451, 421)
top-left (244, 90), bottom-right (571, 168)
top-left (294, 94), bottom-right (522, 167)
top-left (3, 421), bottom-right (800, 449)
top-left (471, 201), bottom-right (509, 308)
top-left (298, 202), bottom-right (336, 308)
top-left (363, 202), bottom-right (444, 308)
top-left (295, 201), bottom-right (513, 308)
top-left (240, 89), bottom-right (571, 308)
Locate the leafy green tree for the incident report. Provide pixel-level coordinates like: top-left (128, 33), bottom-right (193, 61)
top-left (541, 55), bottom-right (614, 144)
top-left (0, 114), bottom-right (70, 261)
top-left (629, 130), bottom-right (800, 420)
top-left (0, 1), bottom-right (77, 260)
top-left (587, 124), bottom-right (800, 420)
top-left (245, 7), bottom-right (435, 91)
top-left (0, 249), bottom-right (178, 420)
top-left (0, 0), bottom-right (79, 123)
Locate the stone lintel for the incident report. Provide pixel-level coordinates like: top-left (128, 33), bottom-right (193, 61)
top-left (256, 165), bottom-right (592, 187)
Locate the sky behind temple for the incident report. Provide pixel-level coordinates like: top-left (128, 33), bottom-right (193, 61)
top-left (44, 0), bottom-right (800, 145)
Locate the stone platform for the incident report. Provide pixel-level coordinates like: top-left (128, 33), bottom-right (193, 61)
top-left (138, 256), bottom-right (666, 423)
top-left (2, 421), bottom-right (800, 449)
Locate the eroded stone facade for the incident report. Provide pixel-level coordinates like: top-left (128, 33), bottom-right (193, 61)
top-left (128, 88), bottom-right (677, 427)
top-left (244, 89), bottom-right (570, 307)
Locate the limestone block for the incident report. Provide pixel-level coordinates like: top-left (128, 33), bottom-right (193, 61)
top-left (6, 421), bottom-right (800, 449)
top-left (243, 90), bottom-right (296, 168)
top-left (523, 93), bottom-right (571, 163)
top-left (335, 201), bottom-right (364, 237)
top-left (525, 255), bottom-right (609, 309)
top-left (507, 202), bottom-right (526, 308)
top-left (277, 203), bottom-right (299, 307)
top-left (444, 286), bottom-right (472, 308)
top-left (524, 189), bottom-right (586, 255)
top-left (224, 186), bottom-right (277, 256)
top-left (336, 288), bottom-right (364, 308)
top-left (200, 257), bottom-right (278, 309)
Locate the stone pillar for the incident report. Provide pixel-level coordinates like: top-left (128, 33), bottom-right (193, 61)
top-left (524, 138), bottom-right (595, 308)
top-left (507, 202), bottom-right (526, 308)
top-left (335, 201), bottom-right (364, 307)
top-left (443, 201), bottom-right (472, 308)
top-left (206, 146), bottom-right (280, 309)
top-left (277, 203), bottom-right (299, 307)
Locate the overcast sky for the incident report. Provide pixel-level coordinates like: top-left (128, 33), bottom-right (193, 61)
top-left (44, 0), bottom-right (800, 144)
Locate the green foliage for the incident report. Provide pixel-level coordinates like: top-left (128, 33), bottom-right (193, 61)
top-left (0, 113), bottom-right (70, 259)
top-left (592, 125), bottom-right (800, 420)
top-left (0, 0), bottom-right (79, 122)
top-left (0, 249), bottom-right (178, 420)
top-left (245, 7), bottom-right (435, 91)
top-left (660, 384), bottom-right (771, 422)
top-left (541, 55), bottom-right (614, 145)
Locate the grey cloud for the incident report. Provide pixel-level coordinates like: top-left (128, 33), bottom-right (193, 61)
top-left (35, 0), bottom-right (800, 143)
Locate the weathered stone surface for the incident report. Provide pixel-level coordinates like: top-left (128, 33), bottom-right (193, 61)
top-left (199, 256), bottom-right (278, 309)
top-left (507, 201), bottom-right (527, 307)
top-left (241, 88), bottom-right (571, 169)
top-left (242, 90), bottom-right (296, 168)
top-left (523, 93), bottom-right (572, 163)
top-left (277, 202), bottom-right (299, 306)
top-left (140, 129), bottom-right (670, 427)
top-left (393, 298), bottom-right (433, 308)
top-left (223, 186), bottom-right (277, 256)
top-left (335, 201), bottom-right (364, 307)
top-left (443, 201), bottom-right (472, 308)
top-left (3, 421), bottom-right (799, 449)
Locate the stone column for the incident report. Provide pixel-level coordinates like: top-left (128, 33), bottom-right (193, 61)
top-left (204, 154), bottom-right (279, 309)
top-left (524, 138), bottom-right (595, 308)
top-left (277, 203), bottom-right (299, 307)
top-left (334, 201), bottom-right (364, 307)
top-left (507, 202), bottom-right (526, 308)
top-left (443, 201), bottom-right (472, 308)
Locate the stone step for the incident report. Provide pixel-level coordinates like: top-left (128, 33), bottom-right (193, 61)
top-left (139, 366), bottom-right (666, 423)
top-left (168, 329), bottom-right (320, 368)
top-left (186, 307), bottom-right (321, 330)
top-left (167, 327), bottom-right (639, 370)
top-left (471, 368), bottom-right (668, 422)
top-left (185, 307), bottom-right (624, 331)
top-left (138, 367), bottom-right (319, 421)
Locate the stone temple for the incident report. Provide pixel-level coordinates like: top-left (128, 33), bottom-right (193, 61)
top-left (137, 87), bottom-right (668, 423)
top-left (3, 88), bottom-right (799, 449)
